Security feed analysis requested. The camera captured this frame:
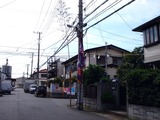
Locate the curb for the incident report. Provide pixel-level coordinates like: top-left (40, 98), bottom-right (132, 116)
top-left (106, 110), bottom-right (128, 118)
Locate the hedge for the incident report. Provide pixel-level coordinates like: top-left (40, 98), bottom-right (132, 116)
top-left (127, 69), bottom-right (160, 107)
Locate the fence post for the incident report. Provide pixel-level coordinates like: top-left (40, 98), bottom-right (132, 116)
top-left (97, 83), bottom-right (102, 111)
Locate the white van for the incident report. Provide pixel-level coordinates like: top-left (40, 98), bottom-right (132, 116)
top-left (1, 80), bottom-right (12, 94)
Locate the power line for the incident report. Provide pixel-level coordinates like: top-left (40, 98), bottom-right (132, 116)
top-left (85, 0), bottom-right (135, 32)
top-left (92, 26), bottom-right (141, 41)
top-left (38, 0), bottom-right (53, 31)
top-left (34, 0), bottom-right (46, 30)
top-left (85, 0), bottom-right (122, 23)
top-left (84, 0), bottom-right (97, 10)
top-left (41, 0), bottom-right (59, 35)
top-left (0, 0), bottom-right (18, 9)
top-left (84, 0), bottom-right (109, 20)
top-left (39, 30), bottom-right (77, 68)
top-left (0, 43), bottom-right (38, 60)
top-left (0, 45), bottom-right (44, 51)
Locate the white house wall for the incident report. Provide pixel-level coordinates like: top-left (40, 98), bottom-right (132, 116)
top-left (107, 67), bottom-right (117, 79)
top-left (144, 44), bottom-right (160, 63)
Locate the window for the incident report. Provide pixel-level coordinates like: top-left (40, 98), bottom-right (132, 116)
top-left (97, 56), bottom-right (105, 65)
top-left (149, 27), bottom-right (154, 43)
top-left (143, 31), bottom-right (147, 45)
top-left (146, 29), bottom-right (150, 45)
top-left (113, 57), bottom-right (122, 66)
top-left (154, 25), bottom-right (158, 42)
top-left (41, 74), bottom-right (47, 78)
top-left (143, 24), bottom-right (159, 46)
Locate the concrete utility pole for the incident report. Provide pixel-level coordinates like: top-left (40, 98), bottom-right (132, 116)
top-left (77, 0), bottom-right (84, 110)
top-left (34, 32), bottom-right (42, 81)
top-left (26, 64), bottom-right (29, 78)
top-left (0, 67), bottom-right (1, 86)
top-left (37, 32), bottom-right (42, 80)
top-left (105, 42), bottom-right (108, 77)
top-left (30, 52), bottom-right (34, 77)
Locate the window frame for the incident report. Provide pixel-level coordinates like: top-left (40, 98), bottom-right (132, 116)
top-left (143, 24), bottom-right (160, 47)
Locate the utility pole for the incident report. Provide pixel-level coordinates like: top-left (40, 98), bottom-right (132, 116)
top-left (0, 67), bottom-right (2, 86)
top-left (26, 64), bottom-right (29, 78)
top-left (105, 42), bottom-right (108, 78)
top-left (77, 0), bottom-right (84, 110)
top-left (30, 52), bottom-right (34, 77)
top-left (34, 32), bottom-right (42, 82)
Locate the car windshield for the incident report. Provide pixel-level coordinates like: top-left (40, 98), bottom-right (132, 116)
top-left (32, 86), bottom-right (37, 88)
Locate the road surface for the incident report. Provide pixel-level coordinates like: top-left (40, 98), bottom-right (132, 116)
top-left (0, 88), bottom-right (111, 120)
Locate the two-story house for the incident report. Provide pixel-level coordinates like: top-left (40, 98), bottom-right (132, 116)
top-left (133, 16), bottom-right (160, 68)
top-left (62, 44), bottom-right (130, 80)
top-left (32, 69), bottom-right (48, 86)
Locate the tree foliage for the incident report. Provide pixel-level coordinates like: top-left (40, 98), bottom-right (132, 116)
top-left (83, 64), bottom-right (107, 86)
top-left (56, 0), bottom-right (71, 32)
top-left (117, 46), bottom-right (160, 107)
top-left (117, 46), bottom-right (152, 85)
top-left (127, 69), bottom-right (160, 107)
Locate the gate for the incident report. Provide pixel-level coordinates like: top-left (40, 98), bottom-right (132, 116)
top-left (83, 85), bottom-right (97, 110)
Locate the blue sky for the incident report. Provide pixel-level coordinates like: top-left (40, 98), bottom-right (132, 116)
top-left (0, 0), bottom-right (159, 78)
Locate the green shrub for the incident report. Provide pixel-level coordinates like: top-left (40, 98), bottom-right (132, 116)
top-left (127, 69), bottom-right (160, 107)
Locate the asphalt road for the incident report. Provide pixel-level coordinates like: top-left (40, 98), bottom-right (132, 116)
top-left (0, 88), bottom-right (110, 120)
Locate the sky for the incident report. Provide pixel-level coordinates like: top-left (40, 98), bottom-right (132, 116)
top-left (0, 0), bottom-right (159, 78)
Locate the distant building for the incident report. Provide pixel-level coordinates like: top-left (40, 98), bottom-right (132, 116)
top-left (133, 16), bottom-right (160, 68)
top-left (2, 59), bottom-right (12, 79)
top-left (47, 58), bottom-right (63, 80)
top-left (32, 69), bottom-right (48, 86)
top-left (2, 65), bottom-right (12, 79)
top-left (15, 77), bottom-right (26, 88)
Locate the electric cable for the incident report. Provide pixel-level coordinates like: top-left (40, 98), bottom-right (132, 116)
top-left (92, 26), bottom-right (141, 41)
top-left (85, 0), bottom-right (121, 23)
top-left (39, 29), bottom-right (77, 68)
top-left (84, 0), bottom-right (109, 20)
top-left (34, 0), bottom-right (46, 30)
top-left (0, 0), bottom-right (18, 9)
top-left (84, 0), bottom-right (97, 11)
top-left (85, 0), bottom-right (135, 33)
top-left (38, 0), bottom-right (53, 31)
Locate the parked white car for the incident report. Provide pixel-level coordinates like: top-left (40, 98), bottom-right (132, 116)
top-left (29, 84), bottom-right (37, 94)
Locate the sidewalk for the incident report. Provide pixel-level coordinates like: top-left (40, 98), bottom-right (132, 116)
top-left (82, 108), bottom-right (128, 120)
top-left (64, 99), bottom-right (128, 120)
top-left (71, 106), bottom-right (128, 119)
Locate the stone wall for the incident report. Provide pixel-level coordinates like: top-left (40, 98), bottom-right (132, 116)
top-left (128, 104), bottom-right (160, 120)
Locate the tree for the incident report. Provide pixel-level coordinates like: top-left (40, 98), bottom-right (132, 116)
top-left (83, 64), bottom-right (107, 86)
top-left (117, 46), bottom-right (152, 85)
top-left (117, 46), bottom-right (160, 107)
top-left (56, 0), bottom-right (71, 32)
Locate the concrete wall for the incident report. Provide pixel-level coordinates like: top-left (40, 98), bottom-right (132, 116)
top-left (128, 104), bottom-right (160, 120)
